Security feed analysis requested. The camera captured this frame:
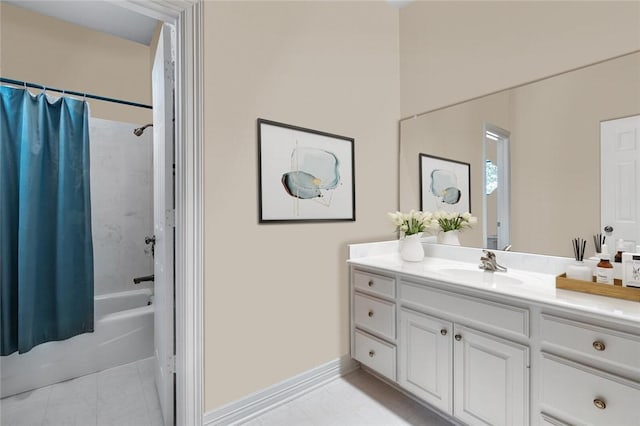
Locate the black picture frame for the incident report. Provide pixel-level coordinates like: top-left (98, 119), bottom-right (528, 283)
top-left (257, 118), bottom-right (355, 223)
top-left (419, 153), bottom-right (471, 213)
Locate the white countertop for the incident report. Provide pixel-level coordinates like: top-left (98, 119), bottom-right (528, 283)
top-left (348, 244), bottom-right (640, 325)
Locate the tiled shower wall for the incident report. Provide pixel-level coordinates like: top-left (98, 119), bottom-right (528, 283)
top-left (90, 118), bottom-right (153, 296)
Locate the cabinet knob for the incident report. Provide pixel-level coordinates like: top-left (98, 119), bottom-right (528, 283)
top-left (368, 310), bottom-right (374, 318)
top-left (368, 350), bottom-right (375, 358)
top-left (454, 334), bottom-right (462, 341)
top-left (440, 329), bottom-right (447, 336)
top-left (593, 398), bottom-right (606, 410)
top-left (592, 341), bottom-right (606, 351)
top-left (368, 280), bottom-right (374, 287)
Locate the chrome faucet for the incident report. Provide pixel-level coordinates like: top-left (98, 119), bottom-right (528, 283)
top-left (479, 250), bottom-right (508, 272)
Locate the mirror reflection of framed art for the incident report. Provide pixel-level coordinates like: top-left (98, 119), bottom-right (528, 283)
top-left (419, 153), bottom-right (470, 213)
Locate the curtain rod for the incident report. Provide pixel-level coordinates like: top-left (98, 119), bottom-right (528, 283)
top-left (0, 77), bottom-right (152, 110)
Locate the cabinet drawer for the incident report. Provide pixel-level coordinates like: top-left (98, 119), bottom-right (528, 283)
top-left (354, 330), bottom-right (396, 381)
top-left (540, 413), bottom-right (569, 426)
top-left (354, 293), bottom-right (396, 340)
top-left (401, 281), bottom-right (529, 338)
top-left (541, 353), bottom-right (640, 426)
top-left (541, 314), bottom-right (640, 372)
top-left (354, 270), bottom-right (395, 299)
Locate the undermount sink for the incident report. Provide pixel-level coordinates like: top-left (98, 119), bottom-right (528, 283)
top-left (437, 268), bottom-right (524, 286)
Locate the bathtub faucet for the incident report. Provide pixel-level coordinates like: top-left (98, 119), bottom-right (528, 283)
top-left (133, 274), bottom-right (154, 284)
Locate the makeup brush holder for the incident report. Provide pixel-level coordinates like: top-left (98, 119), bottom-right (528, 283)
top-left (566, 261), bottom-right (593, 281)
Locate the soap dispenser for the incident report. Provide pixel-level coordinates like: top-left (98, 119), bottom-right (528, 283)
top-left (596, 254), bottom-right (614, 285)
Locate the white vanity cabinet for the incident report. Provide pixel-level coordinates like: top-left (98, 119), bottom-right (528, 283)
top-left (351, 267), bottom-right (530, 426)
top-left (398, 281), bottom-right (529, 426)
top-left (349, 254), bottom-right (640, 426)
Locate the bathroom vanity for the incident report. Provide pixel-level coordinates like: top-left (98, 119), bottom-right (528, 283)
top-left (348, 241), bottom-right (640, 426)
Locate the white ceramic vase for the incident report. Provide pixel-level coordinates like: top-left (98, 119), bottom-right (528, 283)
top-left (400, 233), bottom-right (424, 262)
top-left (438, 230), bottom-right (461, 246)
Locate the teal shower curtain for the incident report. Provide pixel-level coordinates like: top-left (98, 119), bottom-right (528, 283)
top-left (1, 86), bottom-right (94, 355)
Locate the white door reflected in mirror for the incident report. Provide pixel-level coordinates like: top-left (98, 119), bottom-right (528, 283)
top-left (601, 115), bottom-right (640, 251)
top-left (483, 124), bottom-right (510, 250)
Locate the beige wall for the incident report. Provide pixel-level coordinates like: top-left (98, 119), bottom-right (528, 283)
top-left (0, 3), bottom-right (152, 124)
top-left (203, 1), bottom-right (400, 410)
top-left (399, 1), bottom-right (640, 117)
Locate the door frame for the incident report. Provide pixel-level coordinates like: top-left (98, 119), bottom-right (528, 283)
top-left (112, 1), bottom-right (204, 425)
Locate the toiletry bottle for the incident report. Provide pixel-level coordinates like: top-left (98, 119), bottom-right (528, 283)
top-left (614, 239), bottom-right (624, 263)
top-left (596, 254), bottom-right (614, 285)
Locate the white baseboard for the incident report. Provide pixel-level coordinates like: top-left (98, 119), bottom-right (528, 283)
top-left (204, 356), bottom-right (359, 425)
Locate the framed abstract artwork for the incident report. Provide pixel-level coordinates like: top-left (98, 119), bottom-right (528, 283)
top-left (258, 119), bottom-right (355, 222)
top-left (420, 153), bottom-right (471, 213)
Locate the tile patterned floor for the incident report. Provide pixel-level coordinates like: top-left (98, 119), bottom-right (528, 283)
top-left (0, 357), bottom-right (163, 426)
top-left (242, 369), bottom-right (454, 426)
top-left (2, 364), bottom-right (452, 426)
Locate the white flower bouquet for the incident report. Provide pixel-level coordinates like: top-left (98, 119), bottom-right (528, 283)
top-left (433, 211), bottom-right (477, 232)
top-left (388, 210), bottom-right (439, 236)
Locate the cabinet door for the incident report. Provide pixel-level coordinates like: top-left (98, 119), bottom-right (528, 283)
top-left (453, 325), bottom-right (529, 426)
top-left (398, 309), bottom-right (453, 414)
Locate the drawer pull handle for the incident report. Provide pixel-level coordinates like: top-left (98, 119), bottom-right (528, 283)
top-left (368, 310), bottom-right (374, 318)
top-left (440, 329), bottom-right (447, 336)
top-left (368, 350), bottom-right (375, 358)
top-left (368, 280), bottom-right (374, 287)
top-left (592, 341), bottom-right (606, 351)
top-left (593, 399), bottom-right (606, 410)
top-left (454, 334), bottom-right (462, 341)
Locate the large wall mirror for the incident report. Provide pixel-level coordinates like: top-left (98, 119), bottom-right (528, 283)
top-left (399, 51), bottom-right (640, 257)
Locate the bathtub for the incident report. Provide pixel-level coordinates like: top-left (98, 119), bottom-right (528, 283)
top-left (0, 288), bottom-right (154, 398)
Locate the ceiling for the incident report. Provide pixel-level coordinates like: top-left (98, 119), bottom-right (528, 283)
top-left (6, 1), bottom-right (159, 46)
